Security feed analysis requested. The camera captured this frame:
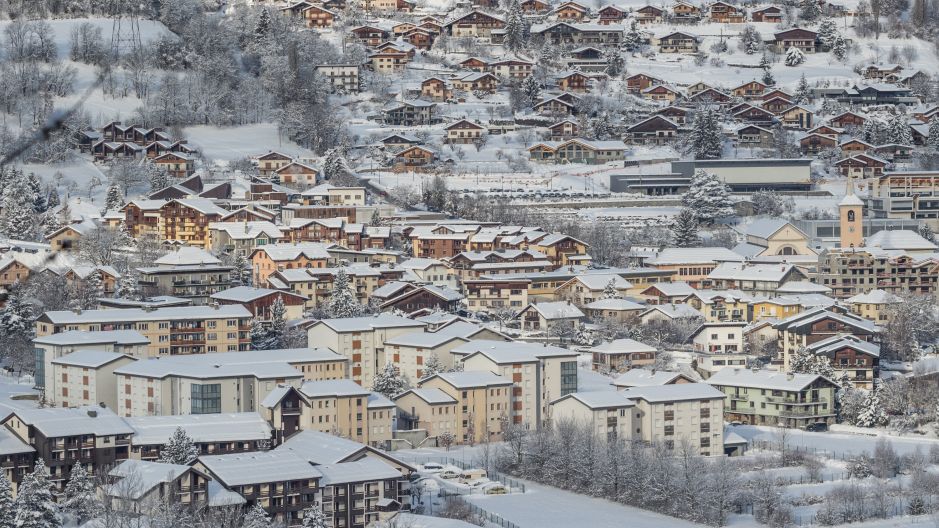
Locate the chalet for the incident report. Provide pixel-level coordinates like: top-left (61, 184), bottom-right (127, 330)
top-left (349, 25), bottom-right (391, 46)
top-left (565, 46), bottom-right (606, 71)
top-left (445, 10), bottom-right (505, 39)
top-left (528, 138), bottom-right (627, 164)
top-left (731, 81), bottom-right (768, 99)
top-left (380, 134), bottom-right (421, 151)
top-left (597, 5), bottom-right (628, 24)
top-left (394, 146), bottom-right (437, 170)
top-left (760, 88), bottom-right (793, 102)
top-left (382, 100), bottom-right (436, 126)
top-left (451, 72), bottom-right (499, 92)
top-left (733, 105), bottom-right (776, 125)
top-left (873, 143), bottom-right (914, 163)
top-left (556, 71), bottom-right (592, 93)
top-left (274, 162), bottom-right (319, 187)
top-left (840, 84), bottom-right (917, 105)
top-left (751, 6), bottom-right (782, 22)
top-left (369, 48), bottom-right (410, 73)
top-left (403, 28), bottom-right (436, 49)
top-left (829, 111), bottom-right (867, 128)
top-left (672, 1), bottom-right (702, 22)
top-left (299, 4), bottom-right (336, 28)
top-left (690, 88), bottom-right (732, 105)
top-left (444, 120), bottom-right (486, 144)
top-left (625, 73), bottom-right (663, 93)
top-left (421, 77), bottom-right (452, 101)
top-left (642, 84), bottom-right (682, 102)
top-left (655, 106), bottom-right (689, 125)
top-left (624, 116), bottom-right (680, 145)
top-left (657, 31), bottom-right (699, 53)
top-left (686, 81), bottom-right (714, 97)
top-left (529, 21), bottom-right (624, 46)
top-left (520, 0), bottom-right (551, 12)
top-left (91, 141), bottom-right (143, 160)
top-left (488, 59), bottom-right (534, 79)
top-left (800, 133), bottom-right (838, 154)
top-left (370, 0), bottom-right (416, 10)
top-left (762, 96), bottom-right (792, 114)
top-left (834, 154), bottom-right (888, 179)
top-left (75, 129), bottom-right (101, 152)
top-left (807, 124), bottom-right (842, 137)
top-left (862, 63), bottom-right (903, 81)
top-left (781, 105), bottom-right (814, 129)
top-left (152, 152), bottom-right (195, 179)
top-left (773, 28), bottom-right (818, 53)
top-left (708, 1), bottom-right (745, 22)
top-left (392, 22), bottom-right (417, 35)
top-left (549, 120), bottom-right (580, 140)
top-left (257, 151), bottom-right (294, 176)
top-left (635, 5), bottom-right (665, 24)
top-left (553, 1), bottom-right (589, 20)
top-left (736, 125), bottom-right (774, 148)
top-left (534, 94), bottom-right (579, 116)
top-left (459, 57), bottom-right (489, 71)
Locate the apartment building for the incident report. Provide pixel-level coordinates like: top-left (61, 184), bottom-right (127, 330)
top-left (647, 247), bottom-right (743, 287)
top-left (704, 263), bottom-right (808, 296)
top-left (104, 459), bottom-right (211, 512)
top-left (622, 383), bottom-right (726, 456)
top-left (135, 264), bottom-right (234, 305)
top-left (126, 413), bottom-right (274, 461)
top-left (34, 305), bottom-right (254, 357)
top-left (817, 246), bottom-right (939, 298)
top-left (803, 334), bottom-right (880, 389)
top-left (32, 329), bottom-right (150, 395)
top-left (50, 351), bottom-right (137, 409)
top-left (772, 307), bottom-right (879, 366)
top-left (0, 428), bottom-right (34, 494)
top-left (708, 369), bottom-right (839, 428)
top-left (550, 391), bottom-right (636, 440)
top-left (298, 379), bottom-right (394, 448)
top-left (588, 338), bottom-right (657, 372)
top-left (418, 371), bottom-right (512, 444)
top-left (867, 171), bottom-right (939, 229)
top-left (462, 278), bottom-right (530, 313)
top-left (208, 221), bottom-right (284, 257)
top-left (306, 315), bottom-right (426, 387)
top-left (554, 273), bottom-right (633, 306)
top-left (393, 388), bottom-right (459, 441)
top-left (452, 340), bottom-right (578, 428)
top-left (250, 243), bottom-right (334, 284)
top-left (1, 406), bottom-right (134, 491)
top-left (845, 289), bottom-right (901, 322)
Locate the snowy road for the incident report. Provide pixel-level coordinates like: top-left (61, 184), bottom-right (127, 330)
top-left (732, 425), bottom-right (939, 457)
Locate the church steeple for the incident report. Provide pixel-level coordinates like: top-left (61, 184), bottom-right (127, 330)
top-left (839, 179), bottom-right (864, 248)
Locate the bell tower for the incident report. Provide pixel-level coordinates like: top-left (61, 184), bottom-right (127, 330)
top-left (839, 180), bottom-right (864, 248)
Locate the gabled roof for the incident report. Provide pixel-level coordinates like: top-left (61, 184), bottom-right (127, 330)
top-left (521, 301), bottom-right (585, 320)
top-left (708, 368), bottom-right (836, 391)
top-left (611, 369), bottom-right (693, 388)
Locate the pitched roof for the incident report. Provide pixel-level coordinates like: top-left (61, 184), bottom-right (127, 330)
top-left (707, 368), bottom-right (835, 391)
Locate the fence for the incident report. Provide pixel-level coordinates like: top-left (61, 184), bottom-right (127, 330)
top-left (447, 495), bottom-right (522, 528)
top-left (407, 454), bottom-right (526, 493)
top-left (750, 439), bottom-right (870, 462)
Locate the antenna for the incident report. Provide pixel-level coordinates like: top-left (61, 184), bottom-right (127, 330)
top-left (109, 3), bottom-right (143, 60)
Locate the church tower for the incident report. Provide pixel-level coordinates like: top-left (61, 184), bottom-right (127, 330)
top-left (839, 180), bottom-right (864, 248)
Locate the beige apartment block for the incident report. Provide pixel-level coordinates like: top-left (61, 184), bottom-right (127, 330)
top-left (623, 384), bottom-right (727, 456)
top-left (32, 330), bottom-right (150, 398)
top-left (419, 371), bottom-right (512, 444)
top-left (394, 388), bottom-right (459, 441)
top-left (306, 315), bottom-right (426, 387)
top-left (452, 340), bottom-right (578, 428)
top-left (50, 351), bottom-right (137, 410)
top-left (298, 379), bottom-right (395, 448)
top-left (550, 391), bottom-right (636, 439)
top-left (35, 305), bottom-right (253, 357)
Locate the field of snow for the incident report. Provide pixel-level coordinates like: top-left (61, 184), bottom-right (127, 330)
top-left (733, 424), bottom-right (939, 457)
top-left (184, 123), bottom-right (318, 164)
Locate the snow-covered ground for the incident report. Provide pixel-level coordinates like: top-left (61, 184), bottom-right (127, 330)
top-left (733, 424), bottom-right (939, 457)
top-left (184, 123), bottom-right (317, 164)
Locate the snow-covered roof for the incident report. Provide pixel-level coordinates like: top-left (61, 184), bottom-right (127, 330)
top-left (776, 281), bottom-right (831, 294)
top-left (589, 338), bottom-right (656, 356)
top-left (707, 262), bottom-right (799, 283)
top-left (623, 383), bottom-right (725, 403)
top-left (275, 430), bottom-right (370, 464)
top-left (648, 247), bottom-right (743, 265)
top-left (210, 286), bottom-right (303, 303)
top-left (643, 281), bottom-right (696, 297)
top-left (51, 350), bottom-right (134, 368)
top-left (33, 329), bottom-right (149, 346)
top-left (426, 371), bottom-right (513, 389)
top-left (107, 460), bottom-right (192, 500)
top-left (611, 369), bottom-right (690, 388)
top-left (209, 221), bottom-right (283, 240)
top-left (567, 273), bottom-right (632, 291)
top-left (200, 451), bottom-right (320, 486)
top-left (11, 406), bottom-right (134, 438)
top-left (641, 303), bottom-right (703, 320)
top-left (451, 340), bottom-right (577, 363)
top-left (154, 247), bottom-right (221, 266)
top-left (41, 305), bottom-right (251, 325)
top-left (313, 314), bottom-right (426, 333)
top-left (805, 334), bottom-right (880, 358)
top-left (396, 388), bottom-right (457, 405)
top-left (865, 229), bottom-right (938, 251)
top-left (126, 413), bottom-right (272, 445)
top-left (114, 348), bottom-right (340, 379)
top-left (300, 379), bottom-right (370, 399)
top-left (846, 289), bottom-right (901, 305)
top-left (0, 427), bottom-right (33, 456)
top-left (584, 298), bottom-right (645, 311)
top-left (707, 368), bottom-right (835, 391)
top-left (553, 391), bottom-right (635, 410)
top-left (525, 301), bottom-right (585, 320)
top-left (317, 458), bottom-right (401, 486)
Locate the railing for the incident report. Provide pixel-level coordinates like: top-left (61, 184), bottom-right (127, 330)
top-left (446, 496), bottom-right (521, 528)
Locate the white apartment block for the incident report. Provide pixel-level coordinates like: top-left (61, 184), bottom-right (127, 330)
top-left (50, 351), bottom-right (137, 410)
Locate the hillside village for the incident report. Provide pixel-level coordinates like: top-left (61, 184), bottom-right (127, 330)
top-left (2, 0), bottom-right (939, 527)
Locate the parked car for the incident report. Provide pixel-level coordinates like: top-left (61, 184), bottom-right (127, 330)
top-left (459, 469), bottom-right (487, 483)
top-left (422, 462), bottom-right (444, 473)
top-left (804, 422), bottom-right (828, 432)
top-left (440, 469), bottom-right (461, 479)
top-left (482, 482), bottom-right (508, 494)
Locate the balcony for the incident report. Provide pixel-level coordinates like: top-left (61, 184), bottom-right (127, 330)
top-left (765, 396), bottom-right (827, 406)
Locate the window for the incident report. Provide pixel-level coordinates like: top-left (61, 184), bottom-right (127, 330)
top-left (664, 425), bottom-right (674, 436)
top-left (560, 361), bottom-right (578, 396)
top-left (191, 384), bottom-right (222, 414)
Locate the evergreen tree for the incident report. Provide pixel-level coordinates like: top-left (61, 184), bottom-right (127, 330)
top-left (785, 46), bottom-right (806, 66)
top-left (889, 112), bottom-right (914, 145)
top-left (0, 284), bottom-right (34, 339)
top-left (856, 382), bottom-right (889, 427)
top-left (794, 74), bottom-right (811, 104)
top-left (801, 0), bottom-right (821, 20)
top-left (760, 54), bottom-right (776, 86)
top-left (371, 362), bottom-right (409, 398)
top-left (927, 117), bottom-right (939, 152)
top-left (261, 295), bottom-right (287, 350)
top-left (599, 278), bottom-right (622, 300)
top-left (14, 460), bottom-right (61, 528)
top-left (27, 173), bottom-right (46, 213)
top-left (369, 209), bottom-right (382, 227)
top-left (832, 34), bottom-right (848, 62)
top-left (0, 171), bottom-right (38, 241)
top-left (324, 268), bottom-right (363, 318)
top-left (0, 471), bottom-right (14, 528)
top-left (254, 9), bottom-right (271, 48)
top-left (521, 74), bottom-right (541, 107)
top-left (115, 266), bottom-right (140, 300)
top-left (157, 427), bottom-right (200, 465)
top-left (85, 271), bottom-right (105, 306)
top-left (503, 0), bottom-right (528, 52)
top-left (421, 353), bottom-right (443, 379)
top-left (62, 464), bottom-right (98, 524)
top-left (603, 48), bottom-right (625, 77)
top-left (623, 20), bottom-right (642, 52)
top-left (322, 149), bottom-right (348, 181)
top-left (919, 222), bottom-right (936, 243)
top-left (670, 207), bottom-right (700, 247)
top-left (689, 108), bottom-right (722, 160)
top-left (104, 184), bottom-right (124, 212)
top-left (740, 25), bottom-right (762, 55)
top-left (148, 164), bottom-right (170, 192)
top-left (250, 318), bottom-right (270, 350)
top-left (45, 185), bottom-right (60, 210)
top-left (243, 503), bottom-right (274, 528)
top-left (817, 18), bottom-right (838, 50)
top-left (300, 504), bottom-right (329, 528)
top-left (787, 347), bottom-right (835, 379)
top-left (231, 253), bottom-right (253, 286)
top-left (682, 170), bottom-right (734, 224)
